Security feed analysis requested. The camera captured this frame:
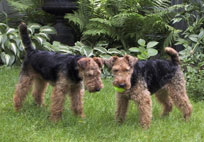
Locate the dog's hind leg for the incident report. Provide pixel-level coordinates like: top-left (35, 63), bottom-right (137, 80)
top-left (13, 72), bottom-right (33, 111)
top-left (32, 78), bottom-right (48, 106)
top-left (155, 89), bottom-right (173, 117)
top-left (166, 73), bottom-right (192, 121)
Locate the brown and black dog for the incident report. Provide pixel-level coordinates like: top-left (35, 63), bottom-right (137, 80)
top-left (105, 47), bottom-right (192, 128)
top-left (13, 23), bottom-right (104, 122)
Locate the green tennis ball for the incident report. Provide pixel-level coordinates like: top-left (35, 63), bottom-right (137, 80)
top-left (114, 86), bottom-right (125, 93)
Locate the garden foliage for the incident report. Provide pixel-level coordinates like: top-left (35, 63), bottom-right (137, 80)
top-left (6, 0), bottom-right (55, 24)
top-left (65, 0), bottom-right (182, 49)
top-left (0, 23), bottom-right (56, 65)
top-left (173, 0), bottom-right (204, 101)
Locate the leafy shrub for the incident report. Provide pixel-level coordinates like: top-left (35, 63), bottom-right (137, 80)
top-left (129, 39), bottom-right (159, 60)
top-left (0, 23), bottom-right (23, 65)
top-left (49, 41), bottom-right (125, 58)
top-left (178, 28), bottom-right (204, 101)
top-left (172, 0), bottom-right (204, 101)
top-left (48, 39), bottom-right (159, 77)
top-left (65, 0), bottom-right (181, 49)
top-left (7, 0), bottom-right (55, 24)
top-left (0, 23), bottom-right (56, 66)
top-left (180, 49), bottom-right (204, 101)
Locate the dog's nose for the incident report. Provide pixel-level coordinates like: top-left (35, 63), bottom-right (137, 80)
top-left (118, 83), bottom-right (126, 88)
top-left (95, 88), bottom-right (101, 92)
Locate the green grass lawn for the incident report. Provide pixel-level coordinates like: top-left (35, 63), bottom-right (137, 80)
top-left (0, 67), bottom-right (204, 142)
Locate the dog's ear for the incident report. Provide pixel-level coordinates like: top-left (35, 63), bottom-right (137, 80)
top-left (124, 55), bottom-right (138, 67)
top-left (104, 56), bottom-right (118, 68)
top-left (93, 57), bottom-right (104, 69)
top-left (77, 58), bottom-right (90, 69)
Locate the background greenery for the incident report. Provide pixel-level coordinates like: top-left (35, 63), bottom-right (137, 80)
top-left (6, 0), bottom-right (55, 25)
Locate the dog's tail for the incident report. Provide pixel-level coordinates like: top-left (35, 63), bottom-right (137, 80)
top-left (165, 47), bottom-right (180, 64)
top-left (19, 22), bottom-right (34, 52)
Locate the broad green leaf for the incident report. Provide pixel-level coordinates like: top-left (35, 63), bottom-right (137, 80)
top-left (5, 54), bottom-right (11, 65)
top-left (53, 41), bottom-right (61, 46)
top-left (95, 42), bottom-right (108, 48)
top-left (0, 23), bottom-right (8, 33)
top-left (42, 41), bottom-right (54, 51)
top-left (32, 42), bottom-right (36, 49)
top-left (37, 33), bottom-right (50, 40)
top-left (8, 34), bottom-right (17, 40)
top-left (108, 48), bottom-right (121, 54)
top-left (0, 52), bottom-right (10, 65)
top-left (138, 39), bottom-right (146, 46)
top-left (34, 36), bottom-right (44, 45)
top-left (57, 44), bottom-right (72, 53)
top-left (10, 42), bottom-right (17, 55)
top-left (72, 46), bottom-right (81, 52)
top-left (51, 41), bottom-right (69, 51)
top-left (189, 34), bottom-right (198, 42)
top-left (8, 55), bottom-right (15, 65)
top-left (18, 42), bottom-right (25, 51)
top-left (198, 29), bottom-right (204, 39)
top-left (172, 18), bottom-right (182, 24)
top-left (6, 28), bottom-right (16, 34)
top-left (198, 61), bottom-right (204, 68)
top-left (28, 23), bottom-right (41, 34)
top-left (81, 46), bottom-right (93, 57)
top-left (147, 48), bottom-right (158, 56)
top-left (0, 35), bottom-right (2, 46)
top-left (138, 54), bottom-right (148, 60)
top-left (1, 34), bottom-right (7, 46)
top-left (75, 41), bottom-right (84, 47)
top-left (40, 26), bottom-right (56, 34)
top-left (43, 43), bottom-right (54, 52)
top-left (100, 54), bottom-right (111, 59)
top-left (0, 53), bottom-right (5, 64)
top-left (138, 46), bottom-right (146, 52)
top-left (120, 50), bottom-right (127, 55)
top-left (129, 47), bottom-right (140, 52)
top-left (0, 23), bottom-right (7, 27)
top-left (147, 41), bottom-right (159, 48)
top-left (94, 47), bottom-right (107, 54)
top-left (29, 23), bottom-right (41, 29)
top-left (56, 47), bottom-right (72, 54)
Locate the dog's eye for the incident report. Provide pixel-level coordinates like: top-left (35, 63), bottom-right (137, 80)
top-left (113, 69), bottom-right (118, 73)
top-left (87, 74), bottom-right (93, 77)
top-left (125, 68), bottom-right (130, 72)
top-left (97, 71), bottom-right (101, 75)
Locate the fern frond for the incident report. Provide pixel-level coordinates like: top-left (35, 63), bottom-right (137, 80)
top-left (163, 25), bottom-right (181, 47)
top-left (65, 0), bottom-right (94, 32)
top-left (83, 29), bottom-right (110, 36)
top-left (7, 1), bottom-right (30, 10)
top-left (83, 17), bottom-right (112, 37)
top-left (152, 0), bottom-right (171, 9)
top-left (65, 12), bottom-right (85, 31)
top-left (152, 1), bottom-right (185, 23)
top-left (89, 18), bottom-right (112, 26)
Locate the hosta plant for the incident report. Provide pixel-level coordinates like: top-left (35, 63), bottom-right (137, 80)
top-left (49, 41), bottom-right (126, 58)
top-left (0, 23), bottom-right (23, 65)
top-left (47, 41), bottom-right (126, 78)
top-left (0, 23), bottom-right (56, 66)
